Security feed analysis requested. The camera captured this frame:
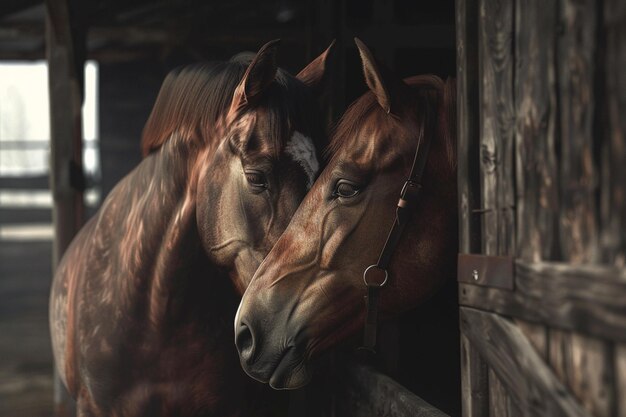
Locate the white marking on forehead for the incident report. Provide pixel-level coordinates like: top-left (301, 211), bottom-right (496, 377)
top-left (285, 131), bottom-right (319, 189)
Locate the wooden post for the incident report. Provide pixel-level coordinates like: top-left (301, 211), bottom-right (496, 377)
top-left (456, 0), bottom-right (489, 415)
top-left (46, 0), bottom-right (86, 415)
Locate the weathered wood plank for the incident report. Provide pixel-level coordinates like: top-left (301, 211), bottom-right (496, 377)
top-left (514, 319), bottom-right (548, 360)
top-left (0, 176), bottom-right (51, 190)
top-left (512, 0), bottom-right (557, 395)
top-left (478, 0), bottom-right (515, 256)
top-left (514, 0), bottom-right (558, 262)
top-left (600, 0), bottom-right (626, 266)
top-left (460, 334), bottom-right (489, 417)
top-left (549, 330), bottom-right (614, 417)
top-left (0, 208), bottom-right (52, 224)
top-left (553, 2), bottom-right (619, 416)
top-left (456, 0), bottom-right (481, 255)
top-left (616, 344), bottom-right (626, 417)
top-left (487, 370), bottom-right (522, 416)
top-left (457, 0), bottom-right (488, 414)
top-left (488, 369), bottom-right (506, 417)
top-left (46, 0), bottom-right (86, 415)
top-left (557, 0), bottom-right (598, 263)
top-left (459, 261), bottom-right (626, 342)
top-left (0, 241), bottom-right (54, 417)
top-left (335, 362), bottom-right (450, 417)
top-left (46, 0), bottom-right (86, 255)
top-left (460, 307), bottom-right (591, 417)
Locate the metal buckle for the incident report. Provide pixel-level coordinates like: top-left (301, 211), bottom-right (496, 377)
top-left (363, 264), bottom-right (388, 287)
top-left (398, 180), bottom-right (421, 208)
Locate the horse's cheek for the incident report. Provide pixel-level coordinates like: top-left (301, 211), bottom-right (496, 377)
top-left (196, 159), bottom-right (244, 265)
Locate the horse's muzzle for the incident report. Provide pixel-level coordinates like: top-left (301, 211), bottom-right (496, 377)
top-left (235, 310), bottom-right (311, 390)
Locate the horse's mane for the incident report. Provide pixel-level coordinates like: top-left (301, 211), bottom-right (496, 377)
top-left (141, 56), bottom-right (323, 158)
top-left (326, 75), bottom-right (457, 171)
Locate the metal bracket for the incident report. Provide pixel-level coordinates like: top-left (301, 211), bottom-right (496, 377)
top-left (458, 253), bottom-right (514, 290)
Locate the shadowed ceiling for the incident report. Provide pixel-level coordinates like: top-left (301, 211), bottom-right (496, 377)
top-left (0, 0), bottom-right (310, 63)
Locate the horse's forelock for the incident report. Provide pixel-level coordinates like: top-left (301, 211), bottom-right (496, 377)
top-left (259, 77), bottom-right (324, 159)
top-left (141, 62), bottom-right (248, 157)
top-left (324, 75), bottom-right (457, 172)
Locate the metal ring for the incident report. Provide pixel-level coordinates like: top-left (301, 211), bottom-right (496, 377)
top-left (363, 264), bottom-right (388, 287)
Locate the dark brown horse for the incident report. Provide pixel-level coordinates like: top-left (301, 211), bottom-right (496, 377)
top-left (49, 40), bottom-right (333, 416)
top-left (234, 39), bottom-right (457, 389)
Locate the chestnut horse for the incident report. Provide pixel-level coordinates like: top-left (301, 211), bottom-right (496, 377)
top-left (49, 40), bottom-right (333, 416)
top-left (235, 39), bottom-right (457, 389)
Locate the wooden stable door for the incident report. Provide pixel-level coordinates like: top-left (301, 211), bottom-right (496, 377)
top-left (456, 0), bottom-right (626, 416)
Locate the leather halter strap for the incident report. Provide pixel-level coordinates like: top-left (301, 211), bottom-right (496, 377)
top-left (360, 108), bottom-right (433, 354)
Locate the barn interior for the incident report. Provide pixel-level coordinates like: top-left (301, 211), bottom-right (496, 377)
top-left (0, 1), bottom-right (459, 416)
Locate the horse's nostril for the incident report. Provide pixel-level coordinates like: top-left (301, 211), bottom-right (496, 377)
top-left (235, 323), bottom-right (255, 363)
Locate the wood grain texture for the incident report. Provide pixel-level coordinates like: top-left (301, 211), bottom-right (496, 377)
top-left (557, 0), bottom-right (598, 263)
top-left (335, 362), bottom-right (450, 417)
top-left (459, 261), bottom-right (626, 342)
top-left (478, 0), bottom-right (515, 256)
top-left (460, 334), bottom-right (489, 417)
top-left (460, 308), bottom-right (591, 417)
top-left (488, 369), bottom-right (507, 417)
top-left (616, 344), bottom-right (626, 417)
top-left (551, 2), bottom-right (619, 416)
top-left (457, 1), bottom-right (489, 413)
top-left (456, 0), bottom-right (481, 255)
top-left (514, 0), bottom-right (559, 262)
top-left (549, 330), bottom-right (614, 417)
top-left (600, 0), bottom-right (626, 266)
top-left (488, 369), bottom-right (522, 417)
top-left (512, 0), bottom-right (557, 398)
top-left (46, 1), bottom-right (86, 415)
top-left (514, 319), bottom-right (548, 360)
top-left (0, 242), bottom-right (54, 417)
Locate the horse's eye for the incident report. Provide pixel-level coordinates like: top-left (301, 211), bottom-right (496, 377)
top-left (334, 180), bottom-right (360, 198)
top-left (245, 171), bottom-right (267, 188)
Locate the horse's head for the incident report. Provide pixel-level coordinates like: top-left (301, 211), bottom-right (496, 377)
top-left (235, 39), bottom-right (457, 389)
top-left (141, 40), bottom-right (334, 294)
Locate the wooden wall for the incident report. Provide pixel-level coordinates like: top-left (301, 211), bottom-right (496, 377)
top-left (457, 0), bottom-right (626, 415)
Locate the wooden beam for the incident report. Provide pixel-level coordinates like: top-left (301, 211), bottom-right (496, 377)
top-left (601, 0), bottom-right (626, 265)
top-left (488, 368), bottom-right (521, 416)
top-left (459, 260), bottom-right (626, 342)
top-left (460, 333), bottom-right (489, 417)
top-left (335, 362), bottom-right (450, 417)
top-left (456, 0), bottom-right (481, 255)
top-left (456, 1), bottom-right (488, 415)
top-left (0, 176), bottom-right (50, 190)
top-left (46, 0), bottom-right (85, 255)
top-left (0, 0), bottom-right (41, 19)
top-left (460, 308), bottom-right (592, 417)
top-left (514, 0), bottom-right (559, 262)
top-left (0, 208), bottom-right (51, 224)
top-left (478, 0), bottom-right (515, 256)
top-left (46, 0), bottom-right (85, 415)
top-left (603, 3), bottom-right (626, 415)
top-left (0, 21), bottom-right (302, 45)
top-left (0, 49), bottom-right (45, 60)
top-left (557, 0), bottom-right (599, 263)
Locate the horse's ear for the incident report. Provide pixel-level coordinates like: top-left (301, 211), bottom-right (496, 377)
top-left (354, 38), bottom-right (404, 115)
top-left (229, 39), bottom-right (280, 119)
top-left (296, 40), bottom-right (336, 93)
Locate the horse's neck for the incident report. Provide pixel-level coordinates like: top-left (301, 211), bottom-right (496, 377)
top-left (93, 139), bottom-right (220, 326)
